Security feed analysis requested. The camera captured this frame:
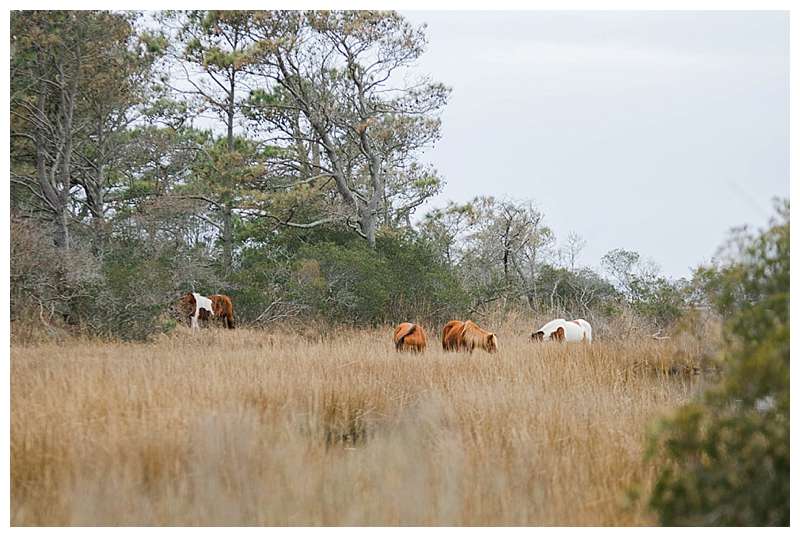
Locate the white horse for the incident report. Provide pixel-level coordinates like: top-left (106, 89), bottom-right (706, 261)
top-left (531, 318), bottom-right (592, 343)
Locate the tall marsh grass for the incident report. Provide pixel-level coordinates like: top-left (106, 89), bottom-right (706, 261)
top-left (11, 320), bottom-right (714, 525)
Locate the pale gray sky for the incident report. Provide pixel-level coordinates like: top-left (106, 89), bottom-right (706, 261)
top-left (402, 11), bottom-right (789, 278)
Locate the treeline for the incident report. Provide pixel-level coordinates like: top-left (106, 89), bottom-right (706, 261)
top-left (10, 10), bottom-right (712, 339)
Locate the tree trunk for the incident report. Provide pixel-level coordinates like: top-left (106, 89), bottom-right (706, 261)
top-left (502, 220), bottom-right (512, 284)
top-left (53, 206), bottom-right (70, 250)
top-left (221, 77), bottom-right (236, 274)
top-left (35, 72), bottom-right (72, 250)
top-left (227, 78), bottom-right (235, 152)
top-left (360, 207), bottom-right (377, 249)
top-left (550, 278), bottom-right (561, 310)
top-left (361, 131), bottom-right (384, 250)
top-left (87, 180), bottom-right (107, 251)
top-left (222, 203), bottom-right (233, 274)
top-left (311, 141), bottom-right (320, 171)
top-left (56, 50), bottom-right (78, 250)
top-left (291, 109), bottom-right (310, 177)
top-left (84, 167), bottom-right (105, 222)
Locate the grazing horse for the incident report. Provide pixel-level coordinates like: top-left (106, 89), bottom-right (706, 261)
top-left (531, 318), bottom-right (592, 343)
top-left (178, 292), bottom-right (215, 331)
top-left (442, 319), bottom-right (498, 353)
top-left (209, 294), bottom-right (235, 329)
top-left (460, 320), bottom-right (498, 353)
top-left (394, 322), bottom-right (427, 352)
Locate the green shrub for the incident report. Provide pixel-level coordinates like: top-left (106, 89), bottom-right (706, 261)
top-left (646, 201), bottom-right (789, 526)
top-left (68, 238), bottom-right (180, 340)
top-left (288, 231), bottom-right (469, 325)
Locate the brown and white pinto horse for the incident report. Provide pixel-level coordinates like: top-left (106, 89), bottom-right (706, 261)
top-left (442, 319), bottom-right (498, 354)
top-left (178, 292), bottom-right (214, 331)
top-left (177, 292), bottom-right (235, 330)
top-left (393, 322), bottom-right (427, 352)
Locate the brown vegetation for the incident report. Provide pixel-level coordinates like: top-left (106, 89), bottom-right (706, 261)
top-left (11, 320), bottom-right (714, 525)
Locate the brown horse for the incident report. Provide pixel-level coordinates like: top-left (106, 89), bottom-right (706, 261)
top-left (442, 320), bottom-right (465, 351)
top-left (460, 320), bottom-right (498, 353)
top-left (394, 322), bottom-right (427, 352)
top-left (442, 319), bottom-right (498, 354)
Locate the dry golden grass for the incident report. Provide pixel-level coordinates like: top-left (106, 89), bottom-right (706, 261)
top-left (11, 320), bottom-right (713, 526)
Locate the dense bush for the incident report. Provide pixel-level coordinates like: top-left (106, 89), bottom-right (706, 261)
top-left (627, 275), bottom-right (688, 329)
top-left (288, 231), bottom-right (470, 325)
top-left (646, 201), bottom-right (789, 526)
top-left (11, 209), bottom-right (691, 340)
top-left (68, 238), bottom-right (179, 340)
top-left (532, 264), bottom-right (621, 319)
top-left (10, 217), bottom-right (224, 341)
top-left (10, 217), bottom-right (103, 336)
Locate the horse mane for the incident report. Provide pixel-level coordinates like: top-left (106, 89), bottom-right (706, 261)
top-left (460, 320), bottom-right (483, 338)
top-left (460, 320), bottom-right (497, 352)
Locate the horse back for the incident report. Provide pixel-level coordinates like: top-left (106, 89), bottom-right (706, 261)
top-left (442, 320), bottom-right (464, 350)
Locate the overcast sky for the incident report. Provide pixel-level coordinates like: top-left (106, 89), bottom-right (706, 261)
top-left (401, 11), bottom-right (789, 279)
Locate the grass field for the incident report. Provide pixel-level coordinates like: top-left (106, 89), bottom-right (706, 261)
top-left (11, 320), bottom-right (715, 526)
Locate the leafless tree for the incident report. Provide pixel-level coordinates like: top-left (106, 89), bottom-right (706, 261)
top-left (560, 231), bottom-right (587, 272)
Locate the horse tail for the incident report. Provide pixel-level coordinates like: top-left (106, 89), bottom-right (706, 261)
top-left (395, 323), bottom-right (416, 350)
top-left (224, 296), bottom-right (235, 329)
top-left (211, 295), bottom-right (235, 329)
top-left (442, 320), bottom-right (462, 351)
